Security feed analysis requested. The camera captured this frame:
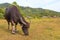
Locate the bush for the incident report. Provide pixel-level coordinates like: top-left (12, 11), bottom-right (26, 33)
top-left (0, 13), bottom-right (4, 19)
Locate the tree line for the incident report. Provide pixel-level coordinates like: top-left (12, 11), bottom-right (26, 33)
top-left (0, 2), bottom-right (60, 19)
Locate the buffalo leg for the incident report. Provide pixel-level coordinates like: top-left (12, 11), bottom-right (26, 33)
top-left (8, 21), bottom-right (10, 30)
top-left (15, 23), bottom-right (17, 32)
top-left (11, 21), bottom-right (15, 34)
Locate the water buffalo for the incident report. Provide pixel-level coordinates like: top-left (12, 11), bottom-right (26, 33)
top-left (4, 5), bottom-right (30, 35)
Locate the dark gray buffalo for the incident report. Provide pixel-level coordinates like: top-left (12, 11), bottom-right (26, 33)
top-left (4, 5), bottom-right (30, 35)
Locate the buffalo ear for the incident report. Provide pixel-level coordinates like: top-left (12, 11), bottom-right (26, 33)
top-left (26, 22), bottom-right (30, 28)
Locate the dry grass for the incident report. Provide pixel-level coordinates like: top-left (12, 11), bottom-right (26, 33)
top-left (0, 18), bottom-right (60, 40)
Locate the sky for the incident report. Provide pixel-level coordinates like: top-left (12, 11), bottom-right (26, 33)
top-left (0, 0), bottom-right (60, 12)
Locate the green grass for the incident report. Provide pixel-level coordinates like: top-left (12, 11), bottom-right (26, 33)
top-left (0, 18), bottom-right (60, 40)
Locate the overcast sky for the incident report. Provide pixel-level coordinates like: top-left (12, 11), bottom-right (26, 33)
top-left (0, 0), bottom-right (60, 12)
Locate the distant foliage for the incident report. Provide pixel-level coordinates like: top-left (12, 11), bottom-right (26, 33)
top-left (0, 8), bottom-right (5, 19)
top-left (0, 2), bottom-right (60, 19)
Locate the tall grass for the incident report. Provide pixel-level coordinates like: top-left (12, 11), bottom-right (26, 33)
top-left (0, 18), bottom-right (60, 40)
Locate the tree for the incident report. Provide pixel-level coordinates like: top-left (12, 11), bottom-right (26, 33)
top-left (12, 1), bottom-right (18, 6)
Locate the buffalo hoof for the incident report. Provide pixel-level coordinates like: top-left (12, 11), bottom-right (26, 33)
top-left (12, 30), bottom-right (15, 34)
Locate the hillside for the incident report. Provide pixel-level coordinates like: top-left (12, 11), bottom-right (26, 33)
top-left (0, 3), bottom-right (10, 8)
top-left (0, 3), bottom-right (60, 18)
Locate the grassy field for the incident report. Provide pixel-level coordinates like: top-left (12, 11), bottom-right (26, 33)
top-left (0, 18), bottom-right (60, 40)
